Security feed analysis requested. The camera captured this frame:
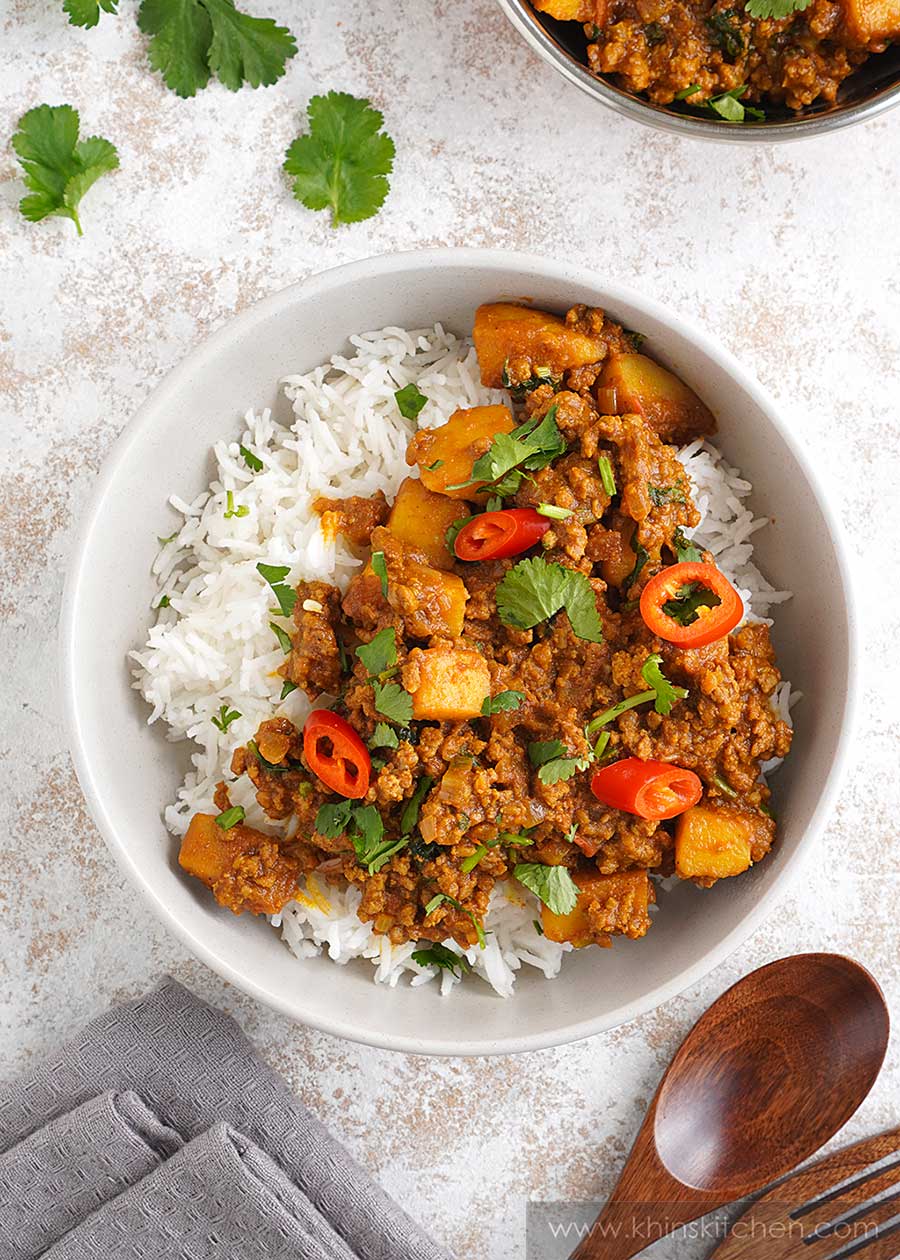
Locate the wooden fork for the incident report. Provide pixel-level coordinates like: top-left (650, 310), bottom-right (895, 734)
top-left (710, 1126), bottom-right (900, 1260)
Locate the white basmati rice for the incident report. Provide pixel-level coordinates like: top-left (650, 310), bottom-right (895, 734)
top-left (131, 325), bottom-right (792, 997)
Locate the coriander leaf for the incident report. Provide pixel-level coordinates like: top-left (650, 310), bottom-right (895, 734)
top-left (395, 383), bottom-right (427, 420)
top-left (514, 407), bottom-right (567, 471)
top-left (445, 517), bottom-right (467, 554)
top-left (423, 893), bottom-right (486, 948)
top-left (662, 581), bottom-right (721, 626)
top-left (215, 805), bottom-right (245, 829)
top-left (641, 653), bottom-right (689, 715)
top-left (157, 594), bottom-right (170, 608)
top-left (63, 0), bottom-right (118, 27)
top-left (745, 0), bottom-right (811, 17)
top-left (598, 455), bottom-right (617, 497)
top-left (138, 0), bottom-right (214, 97)
top-left (270, 621), bottom-right (292, 653)
top-left (138, 0), bottom-right (296, 98)
top-left (449, 406), bottom-right (566, 494)
top-left (224, 489), bottom-right (249, 519)
top-left (711, 92), bottom-right (746, 122)
top-left (211, 703), bottom-right (241, 732)
top-left (280, 679), bottom-right (297, 699)
top-left (257, 561), bottom-right (296, 617)
top-left (350, 803), bottom-right (384, 851)
top-left (496, 556), bottom-right (603, 644)
top-left (356, 626), bottom-right (397, 677)
top-left (371, 550), bottom-right (388, 599)
top-left (623, 542), bottom-right (649, 594)
top-left (158, 532), bottom-right (178, 546)
top-left (372, 680), bottom-right (413, 725)
top-left (240, 443), bottom-right (263, 472)
top-left (401, 775), bottom-right (433, 835)
top-left (412, 942), bottom-right (469, 977)
top-left (426, 460), bottom-right (444, 471)
top-left (361, 836), bottom-right (409, 875)
top-left (528, 739), bottom-right (566, 767)
top-left (514, 862), bottom-right (579, 916)
top-left (481, 690), bottom-right (525, 716)
top-left (284, 92), bottom-right (395, 227)
top-left (370, 722), bottom-right (399, 750)
top-left (315, 799), bottom-right (354, 838)
top-left (12, 104), bottom-right (119, 236)
top-left (538, 756), bottom-right (589, 786)
top-left (648, 484), bottom-right (686, 506)
top-left (672, 527), bottom-right (703, 564)
top-left (202, 0), bottom-right (297, 90)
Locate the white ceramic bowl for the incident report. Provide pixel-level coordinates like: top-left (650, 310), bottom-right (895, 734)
top-left (61, 249), bottom-right (857, 1056)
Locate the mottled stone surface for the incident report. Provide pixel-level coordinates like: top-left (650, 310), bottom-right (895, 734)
top-left (2, 2), bottom-right (900, 1256)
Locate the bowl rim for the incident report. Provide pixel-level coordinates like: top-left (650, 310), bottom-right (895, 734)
top-left (60, 247), bottom-right (860, 1055)
top-left (495, 0), bottom-right (900, 143)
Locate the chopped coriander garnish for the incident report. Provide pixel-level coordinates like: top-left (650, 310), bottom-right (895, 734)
top-left (460, 845), bottom-right (488, 874)
top-left (371, 550), bottom-right (388, 598)
top-left (394, 383), bottom-right (428, 420)
top-left (412, 942), bottom-right (470, 977)
top-left (662, 581), bottom-right (721, 626)
top-left (257, 562), bottom-right (297, 617)
top-left (315, 799), bottom-right (354, 838)
top-left (445, 516), bottom-right (467, 553)
top-left (676, 84), bottom-right (703, 100)
top-left (586, 654), bottom-right (687, 733)
top-left (485, 495), bottom-right (504, 512)
top-left (622, 542), bottom-right (650, 594)
top-left (481, 690), bottom-right (525, 716)
top-left (648, 484), bottom-right (686, 506)
top-left (401, 775), bottom-right (434, 835)
top-left (424, 893), bottom-right (486, 948)
top-left (370, 722), bottom-right (399, 750)
top-left (280, 679), bottom-right (297, 700)
top-left (356, 627), bottom-right (397, 676)
top-left (425, 459), bottom-right (444, 471)
top-left (591, 729), bottom-right (611, 760)
top-left (211, 704), bottom-right (241, 732)
top-left (224, 490), bottom-right (249, 519)
top-left (536, 503), bottom-right (573, 520)
top-left (270, 621), bottom-right (292, 653)
top-left (672, 527), bottom-right (703, 564)
top-left (533, 918), bottom-right (544, 936)
top-left (157, 531), bottom-right (178, 546)
top-left (157, 594), bottom-right (170, 609)
top-left (215, 805), bottom-right (245, 829)
top-left (598, 456), bottom-right (617, 497)
top-left (528, 739), bottom-right (589, 786)
top-left (284, 92), bottom-right (394, 226)
top-left (496, 556), bottom-right (603, 644)
top-left (514, 863), bottom-right (579, 916)
top-left (248, 739), bottom-right (295, 774)
top-left (498, 830), bottom-right (535, 847)
top-left (714, 772), bottom-right (738, 797)
top-left (745, 0), bottom-right (811, 18)
top-left (678, 83), bottom-right (765, 122)
top-left (239, 443), bottom-right (263, 472)
top-left (372, 679), bottom-right (413, 724)
top-left (707, 9), bottom-right (744, 59)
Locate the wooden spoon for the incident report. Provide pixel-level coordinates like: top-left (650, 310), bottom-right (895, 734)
top-left (571, 954), bottom-right (889, 1260)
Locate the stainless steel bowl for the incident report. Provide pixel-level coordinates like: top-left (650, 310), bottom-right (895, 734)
top-left (496, 0), bottom-right (900, 141)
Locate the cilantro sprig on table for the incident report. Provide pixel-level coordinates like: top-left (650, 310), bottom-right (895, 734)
top-left (496, 556), bottom-right (603, 644)
top-left (284, 92), bottom-right (395, 227)
top-left (12, 105), bottom-right (118, 236)
top-left (63, 0), bottom-right (117, 27)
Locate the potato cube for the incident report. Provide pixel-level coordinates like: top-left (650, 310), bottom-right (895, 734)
top-left (840, 0), bottom-right (900, 40)
top-left (541, 869), bottom-right (652, 947)
top-left (533, 0), bottom-right (596, 17)
top-left (405, 646), bottom-right (490, 720)
top-left (597, 353), bottom-right (716, 445)
top-left (387, 477), bottom-right (470, 568)
top-left (406, 405), bottom-right (515, 501)
top-left (389, 556), bottom-right (468, 639)
top-left (675, 804), bottom-right (753, 881)
top-left (473, 302), bottom-right (607, 388)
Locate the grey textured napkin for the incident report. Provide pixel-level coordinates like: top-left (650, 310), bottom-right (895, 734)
top-left (0, 977), bottom-right (450, 1260)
